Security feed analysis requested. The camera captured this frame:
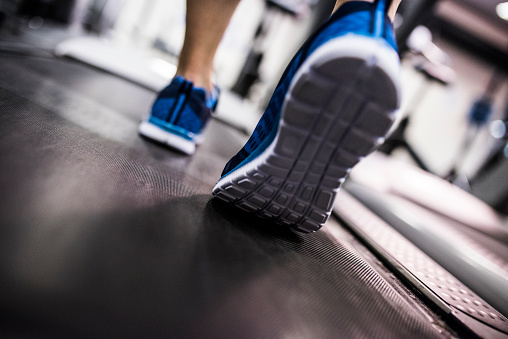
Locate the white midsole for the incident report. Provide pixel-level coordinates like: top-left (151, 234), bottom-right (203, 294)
top-left (138, 120), bottom-right (197, 155)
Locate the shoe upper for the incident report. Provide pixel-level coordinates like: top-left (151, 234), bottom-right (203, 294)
top-left (220, 0), bottom-right (397, 177)
top-left (149, 76), bottom-right (219, 140)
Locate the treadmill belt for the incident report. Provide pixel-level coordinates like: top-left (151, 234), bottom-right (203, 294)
top-left (0, 51), bottom-right (453, 337)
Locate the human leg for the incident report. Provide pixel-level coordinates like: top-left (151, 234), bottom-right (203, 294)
top-left (213, 0), bottom-right (403, 232)
top-left (177, 0), bottom-right (241, 93)
top-left (139, 0), bottom-right (240, 155)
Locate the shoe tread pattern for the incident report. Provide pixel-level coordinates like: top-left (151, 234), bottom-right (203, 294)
top-left (214, 55), bottom-right (398, 233)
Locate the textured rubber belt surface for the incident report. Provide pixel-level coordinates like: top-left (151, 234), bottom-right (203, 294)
top-left (0, 92), bottom-right (441, 338)
top-left (0, 55), bottom-right (447, 338)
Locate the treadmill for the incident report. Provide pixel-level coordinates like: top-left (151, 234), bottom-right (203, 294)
top-left (1, 12), bottom-right (508, 338)
top-left (335, 152), bottom-right (508, 338)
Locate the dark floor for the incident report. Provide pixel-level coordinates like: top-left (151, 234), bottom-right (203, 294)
top-left (4, 25), bottom-right (507, 338)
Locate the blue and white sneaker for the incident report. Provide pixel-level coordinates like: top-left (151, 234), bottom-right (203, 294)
top-left (212, 0), bottom-right (401, 232)
top-left (139, 76), bottom-right (219, 155)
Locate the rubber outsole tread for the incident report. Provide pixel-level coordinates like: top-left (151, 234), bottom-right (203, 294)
top-left (213, 37), bottom-right (400, 233)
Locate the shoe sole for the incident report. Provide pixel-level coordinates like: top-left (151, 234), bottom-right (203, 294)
top-left (138, 120), bottom-right (203, 155)
top-left (212, 35), bottom-right (401, 233)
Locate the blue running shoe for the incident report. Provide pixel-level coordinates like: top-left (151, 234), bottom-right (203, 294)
top-left (139, 76), bottom-right (219, 155)
top-left (212, 0), bottom-right (401, 232)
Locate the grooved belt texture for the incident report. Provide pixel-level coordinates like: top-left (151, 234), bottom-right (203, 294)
top-left (0, 55), bottom-right (445, 337)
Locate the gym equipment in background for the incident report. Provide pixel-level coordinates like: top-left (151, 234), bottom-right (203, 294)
top-left (379, 25), bottom-right (455, 174)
